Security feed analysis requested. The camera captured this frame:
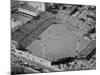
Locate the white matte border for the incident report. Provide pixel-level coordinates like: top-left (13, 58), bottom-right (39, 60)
top-left (20, 0), bottom-right (96, 5)
top-left (0, 0), bottom-right (99, 75)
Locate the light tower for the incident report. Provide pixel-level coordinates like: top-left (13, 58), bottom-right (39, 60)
top-left (41, 43), bottom-right (46, 59)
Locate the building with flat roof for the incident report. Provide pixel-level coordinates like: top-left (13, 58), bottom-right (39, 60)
top-left (17, 2), bottom-right (45, 16)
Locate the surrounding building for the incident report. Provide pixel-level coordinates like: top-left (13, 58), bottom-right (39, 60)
top-left (17, 2), bottom-right (45, 16)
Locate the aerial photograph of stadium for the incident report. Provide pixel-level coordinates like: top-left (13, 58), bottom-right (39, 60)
top-left (11, 0), bottom-right (96, 75)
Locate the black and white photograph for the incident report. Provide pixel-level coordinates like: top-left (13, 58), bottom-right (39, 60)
top-left (11, 0), bottom-right (96, 75)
